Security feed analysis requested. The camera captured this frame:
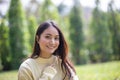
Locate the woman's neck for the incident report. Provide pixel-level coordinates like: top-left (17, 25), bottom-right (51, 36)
top-left (39, 53), bottom-right (52, 59)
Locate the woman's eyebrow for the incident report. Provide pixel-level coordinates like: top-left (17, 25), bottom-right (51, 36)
top-left (45, 33), bottom-right (59, 36)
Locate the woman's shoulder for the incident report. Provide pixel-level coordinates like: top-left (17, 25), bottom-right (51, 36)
top-left (19, 58), bottom-right (35, 69)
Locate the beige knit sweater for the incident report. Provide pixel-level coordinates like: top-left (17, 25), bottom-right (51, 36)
top-left (18, 55), bottom-right (79, 80)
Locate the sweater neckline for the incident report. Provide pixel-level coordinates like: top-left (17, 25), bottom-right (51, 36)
top-left (35, 55), bottom-right (55, 63)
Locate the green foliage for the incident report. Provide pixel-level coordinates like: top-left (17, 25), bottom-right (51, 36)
top-left (89, 0), bottom-right (111, 62)
top-left (39, 0), bottom-right (60, 22)
top-left (69, 0), bottom-right (84, 65)
top-left (0, 19), bottom-right (11, 70)
top-left (28, 16), bottom-right (37, 52)
top-left (8, 0), bottom-right (27, 69)
top-left (59, 17), bottom-right (71, 46)
top-left (57, 3), bottom-right (67, 15)
top-left (107, 0), bottom-right (120, 60)
top-left (0, 58), bottom-right (3, 71)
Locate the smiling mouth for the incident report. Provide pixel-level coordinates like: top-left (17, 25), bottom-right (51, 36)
top-left (47, 46), bottom-right (56, 49)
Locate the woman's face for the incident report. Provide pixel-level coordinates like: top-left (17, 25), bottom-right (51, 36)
top-left (38, 26), bottom-right (60, 58)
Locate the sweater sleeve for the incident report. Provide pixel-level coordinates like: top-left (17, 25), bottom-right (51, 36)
top-left (72, 75), bottom-right (79, 80)
top-left (18, 66), bottom-right (33, 80)
top-left (39, 66), bottom-right (57, 80)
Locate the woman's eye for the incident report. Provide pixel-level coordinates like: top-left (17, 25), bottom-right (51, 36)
top-left (55, 37), bottom-right (59, 40)
top-left (45, 36), bottom-right (51, 39)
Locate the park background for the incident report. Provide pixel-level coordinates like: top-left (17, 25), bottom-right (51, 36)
top-left (0, 0), bottom-right (120, 80)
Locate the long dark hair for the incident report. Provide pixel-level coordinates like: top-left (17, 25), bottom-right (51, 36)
top-left (30, 20), bottom-right (76, 79)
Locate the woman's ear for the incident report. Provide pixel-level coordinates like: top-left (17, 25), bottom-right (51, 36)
top-left (36, 35), bottom-right (39, 43)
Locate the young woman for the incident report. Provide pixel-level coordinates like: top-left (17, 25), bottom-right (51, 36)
top-left (18, 20), bottom-right (79, 80)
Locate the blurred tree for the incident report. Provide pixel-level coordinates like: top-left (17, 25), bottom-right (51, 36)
top-left (8, 0), bottom-right (27, 69)
top-left (57, 0), bottom-right (68, 16)
top-left (58, 3), bottom-right (66, 15)
top-left (0, 18), bottom-right (11, 70)
top-left (28, 15), bottom-right (37, 52)
top-left (107, 0), bottom-right (120, 60)
top-left (39, 0), bottom-right (60, 23)
top-left (69, 0), bottom-right (84, 65)
top-left (26, 0), bottom-right (40, 19)
top-left (57, 1), bottom-right (72, 53)
top-left (89, 0), bottom-right (111, 62)
top-left (0, 58), bottom-right (2, 71)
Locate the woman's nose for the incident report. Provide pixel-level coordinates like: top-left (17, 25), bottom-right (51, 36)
top-left (50, 38), bottom-right (55, 44)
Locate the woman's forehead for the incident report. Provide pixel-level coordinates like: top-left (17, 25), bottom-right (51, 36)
top-left (42, 26), bottom-right (59, 36)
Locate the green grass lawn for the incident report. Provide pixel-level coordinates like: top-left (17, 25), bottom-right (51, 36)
top-left (76, 61), bottom-right (120, 80)
top-left (0, 70), bottom-right (17, 80)
top-left (0, 61), bottom-right (120, 80)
